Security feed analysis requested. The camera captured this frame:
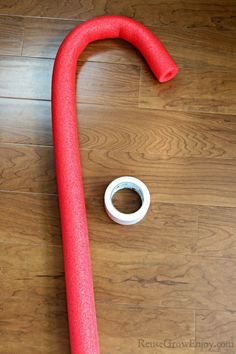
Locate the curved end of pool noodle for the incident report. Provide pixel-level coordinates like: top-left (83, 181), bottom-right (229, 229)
top-left (52, 15), bottom-right (178, 354)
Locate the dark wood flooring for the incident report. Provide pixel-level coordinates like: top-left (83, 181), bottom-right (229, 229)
top-left (0, 1), bottom-right (236, 353)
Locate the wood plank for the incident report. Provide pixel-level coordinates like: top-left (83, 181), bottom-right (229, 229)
top-left (1, 243), bottom-right (236, 311)
top-left (140, 4), bottom-right (236, 116)
top-left (0, 188), bottom-right (199, 255)
top-left (82, 151), bottom-right (236, 207)
top-left (196, 206), bottom-right (236, 259)
top-left (22, 17), bottom-right (141, 64)
top-left (0, 244), bottom-right (109, 301)
top-left (0, 296), bottom-right (70, 354)
top-left (88, 199), bottom-right (198, 255)
top-left (22, 17), bottom-right (80, 59)
top-left (77, 105), bottom-right (236, 158)
top-left (97, 304), bottom-right (195, 354)
top-left (0, 98), bottom-right (52, 145)
top-left (0, 144), bottom-right (56, 194)
top-left (0, 0), bottom-right (235, 27)
top-left (0, 15), bottom-right (24, 55)
top-left (0, 56), bottom-right (53, 100)
top-left (0, 243), bottom-right (64, 300)
top-left (150, 25), bottom-right (236, 71)
top-left (1, 189), bottom-right (236, 261)
top-left (20, 16), bottom-right (236, 70)
top-left (92, 248), bottom-right (236, 311)
top-left (76, 61), bottom-right (139, 107)
top-left (1, 99), bottom-right (236, 160)
top-left (0, 56), bottom-right (140, 106)
top-left (0, 3), bottom-right (235, 353)
top-left (139, 60), bottom-right (236, 115)
top-left (88, 202), bottom-right (236, 258)
top-left (0, 295), bottom-right (194, 354)
top-left (0, 144), bottom-right (236, 206)
top-left (0, 192), bottom-right (61, 245)
top-left (195, 310), bottom-right (236, 354)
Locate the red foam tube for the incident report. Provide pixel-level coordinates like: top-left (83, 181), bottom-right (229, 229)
top-left (52, 15), bottom-right (178, 354)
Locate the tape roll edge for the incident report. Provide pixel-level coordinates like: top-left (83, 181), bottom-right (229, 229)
top-left (104, 176), bottom-right (151, 225)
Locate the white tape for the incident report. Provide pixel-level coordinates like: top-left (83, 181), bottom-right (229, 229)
top-left (104, 176), bottom-right (150, 225)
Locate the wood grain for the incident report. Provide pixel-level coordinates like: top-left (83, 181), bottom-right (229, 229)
top-left (88, 198), bottom-right (198, 255)
top-left (91, 248), bottom-right (236, 311)
top-left (3, 13), bottom-right (234, 74)
top-left (1, 243), bottom-right (236, 312)
top-left (1, 100), bottom-right (236, 161)
top-left (22, 17), bottom-right (80, 59)
top-left (1, 11), bottom-right (234, 72)
top-left (0, 296), bottom-right (70, 354)
top-left (0, 15), bottom-right (23, 56)
top-left (0, 98), bottom-right (52, 145)
top-left (0, 295), bottom-right (194, 354)
top-left (150, 24), bottom-right (236, 71)
top-left (22, 17), bottom-right (141, 64)
top-left (97, 304), bottom-right (195, 354)
top-left (2, 188), bottom-right (236, 261)
top-left (0, 0), bottom-right (235, 27)
top-left (0, 191), bottom-right (61, 245)
top-left (140, 2), bottom-right (236, 116)
top-left (0, 144), bottom-right (236, 206)
top-left (0, 56), bottom-right (140, 106)
top-left (2, 188), bottom-right (234, 261)
top-left (20, 15), bottom-right (236, 70)
top-left (0, 144), bottom-right (56, 194)
top-left (0, 56), bottom-right (53, 100)
top-left (139, 61), bottom-right (236, 115)
top-left (82, 150), bottom-right (236, 207)
top-left (196, 206), bottom-right (236, 259)
top-left (0, 244), bottom-right (64, 300)
top-left (77, 105), bottom-right (236, 158)
top-left (88, 202), bottom-right (236, 259)
top-left (195, 310), bottom-right (236, 353)
top-left (0, 189), bottom-right (195, 255)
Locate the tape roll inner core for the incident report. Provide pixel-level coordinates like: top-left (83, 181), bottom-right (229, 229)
top-left (111, 182), bottom-right (144, 212)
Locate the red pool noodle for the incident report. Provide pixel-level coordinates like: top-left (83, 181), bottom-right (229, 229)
top-left (51, 15), bottom-right (178, 354)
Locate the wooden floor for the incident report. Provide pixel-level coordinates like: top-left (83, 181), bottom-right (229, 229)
top-left (0, 1), bottom-right (236, 353)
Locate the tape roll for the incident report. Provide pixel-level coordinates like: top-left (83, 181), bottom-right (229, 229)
top-left (104, 176), bottom-right (150, 225)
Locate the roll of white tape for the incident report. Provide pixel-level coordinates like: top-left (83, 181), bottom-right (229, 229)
top-left (104, 176), bottom-right (150, 225)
